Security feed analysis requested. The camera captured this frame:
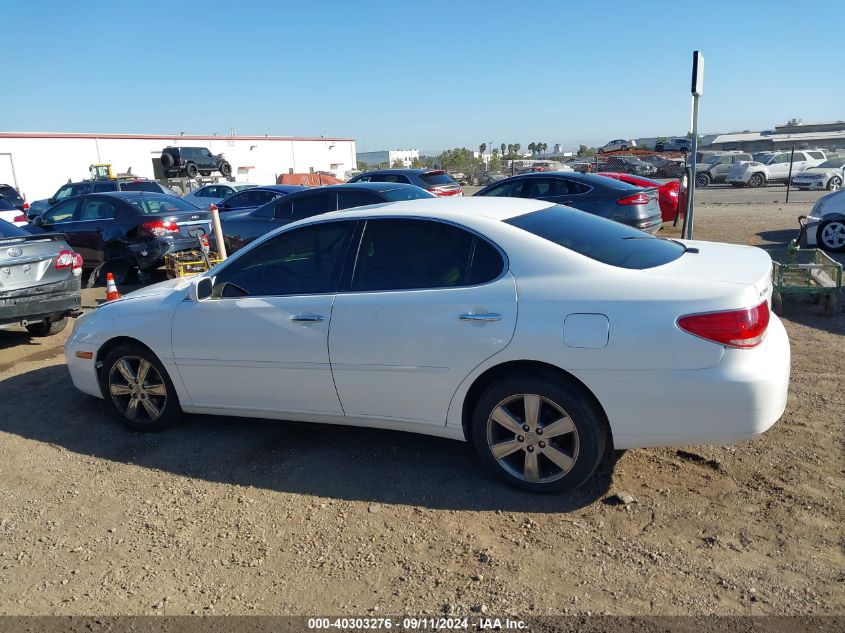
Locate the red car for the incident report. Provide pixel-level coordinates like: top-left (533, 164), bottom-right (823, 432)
top-left (597, 173), bottom-right (682, 222)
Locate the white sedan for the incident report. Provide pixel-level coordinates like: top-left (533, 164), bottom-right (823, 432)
top-left (804, 188), bottom-right (845, 252)
top-left (65, 198), bottom-right (790, 494)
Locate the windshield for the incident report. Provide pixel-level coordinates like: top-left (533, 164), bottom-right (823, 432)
top-left (819, 158), bottom-right (845, 168)
top-left (127, 196), bottom-right (200, 214)
top-left (706, 155), bottom-right (723, 164)
top-left (506, 205), bottom-right (685, 270)
top-left (233, 184), bottom-right (259, 191)
top-left (382, 187), bottom-right (436, 202)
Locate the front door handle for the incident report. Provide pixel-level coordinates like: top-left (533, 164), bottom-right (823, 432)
top-left (459, 313), bottom-right (502, 322)
top-left (290, 314), bottom-right (325, 322)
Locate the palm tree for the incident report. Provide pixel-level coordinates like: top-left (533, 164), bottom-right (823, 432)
top-left (507, 144), bottom-right (513, 156)
top-left (541, 142), bottom-right (548, 156)
top-left (479, 143), bottom-right (487, 158)
top-left (528, 142), bottom-right (536, 155)
top-left (500, 143), bottom-right (506, 157)
top-left (513, 143), bottom-right (521, 155)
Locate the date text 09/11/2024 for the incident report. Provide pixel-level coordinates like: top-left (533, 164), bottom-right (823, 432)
top-left (306, 616), bottom-right (528, 630)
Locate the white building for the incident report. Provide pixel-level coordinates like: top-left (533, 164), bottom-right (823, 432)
top-left (0, 132), bottom-right (357, 201)
top-left (356, 148), bottom-right (419, 168)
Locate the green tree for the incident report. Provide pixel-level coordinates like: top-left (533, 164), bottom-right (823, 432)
top-left (500, 143), bottom-right (506, 157)
top-left (507, 144), bottom-right (513, 156)
top-left (357, 160), bottom-right (369, 171)
top-left (577, 144), bottom-right (595, 157)
top-left (438, 148), bottom-right (479, 174)
top-left (488, 154), bottom-right (503, 172)
top-left (478, 143), bottom-right (487, 158)
top-left (541, 142), bottom-right (548, 155)
top-left (528, 142), bottom-right (536, 155)
top-left (391, 158), bottom-right (405, 168)
top-left (513, 143), bottom-right (521, 155)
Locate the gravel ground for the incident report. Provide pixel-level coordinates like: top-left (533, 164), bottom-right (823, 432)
top-left (0, 192), bottom-right (842, 617)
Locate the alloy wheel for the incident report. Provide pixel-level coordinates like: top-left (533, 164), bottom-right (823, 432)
top-left (828, 177), bottom-right (842, 191)
top-left (820, 221), bottom-right (845, 250)
top-left (486, 394), bottom-right (580, 483)
top-left (108, 356), bottom-right (168, 423)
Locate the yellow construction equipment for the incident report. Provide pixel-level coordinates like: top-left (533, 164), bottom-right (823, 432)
top-left (89, 163), bottom-right (116, 180)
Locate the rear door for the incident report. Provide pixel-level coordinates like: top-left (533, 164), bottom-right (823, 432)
top-left (329, 218), bottom-right (517, 426)
top-left (38, 199), bottom-right (81, 247)
top-left (69, 195), bottom-right (121, 265)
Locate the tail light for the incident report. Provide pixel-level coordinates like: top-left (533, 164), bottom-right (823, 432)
top-left (678, 301), bottom-right (770, 349)
top-left (22, 202), bottom-right (30, 211)
top-left (55, 250), bottom-right (84, 277)
top-left (427, 187), bottom-right (461, 197)
top-left (142, 220), bottom-right (179, 236)
top-left (617, 193), bottom-right (650, 205)
top-left (12, 214), bottom-right (27, 224)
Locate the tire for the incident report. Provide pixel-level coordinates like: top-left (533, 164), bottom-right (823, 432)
top-left (823, 294), bottom-right (837, 317)
top-left (597, 149), bottom-right (604, 154)
top-left (98, 343), bottom-right (182, 432)
top-left (748, 173), bottom-right (765, 188)
top-left (827, 176), bottom-right (842, 191)
top-left (620, 145), bottom-right (628, 151)
top-left (26, 317), bottom-right (68, 337)
top-left (471, 373), bottom-right (608, 494)
top-left (696, 172), bottom-right (711, 188)
top-left (185, 163), bottom-right (198, 178)
top-left (220, 162), bottom-right (232, 177)
top-left (771, 291), bottom-right (784, 317)
top-left (817, 220), bottom-right (845, 253)
top-left (160, 153), bottom-right (175, 168)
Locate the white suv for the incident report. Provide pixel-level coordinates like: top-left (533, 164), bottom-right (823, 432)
top-left (726, 150), bottom-right (826, 188)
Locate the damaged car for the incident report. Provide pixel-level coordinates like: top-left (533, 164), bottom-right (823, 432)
top-left (31, 192), bottom-right (211, 282)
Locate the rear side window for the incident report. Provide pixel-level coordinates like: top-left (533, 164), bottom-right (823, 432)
top-left (480, 180), bottom-right (524, 197)
top-left (127, 196), bottom-right (198, 214)
top-left (0, 186), bottom-right (24, 206)
top-left (506, 205), bottom-right (685, 270)
top-left (92, 182), bottom-right (118, 193)
top-left (121, 181), bottom-right (162, 193)
top-left (0, 197), bottom-right (15, 211)
top-left (371, 174), bottom-right (407, 184)
top-left (352, 219), bottom-right (502, 291)
top-left (337, 191), bottom-right (382, 209)
top-left (0, 219), bottom-right (29, 238)
top-left (291, 193), bottom-right (332, 219)
top-left (382, 187), bottom-right (435, 202)
top-left (420, 171), bottom-right (457, 186)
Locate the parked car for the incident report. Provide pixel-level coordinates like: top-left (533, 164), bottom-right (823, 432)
top-left (804, 189), bottom-right (845, 252)
top-left (655, 138), bottom-right (692, 153)
top-left (221, 182), bottom-right (435, 252)
top-left (65, 197), bottom-right (789, 494)
top-left (31, 192), bottom-right (211, 281)
top-left (602, 155), bottom-right (657, 177)
top-left (695, 152), bottom-right (753, 187)
top-left (0, 184), bottom-right (27, 211)
top-left (0, 196), bottom-right (28, 226)
top-left (213, 185), bottom-right (307, 215)
top-left (31, 178), bottom-right (177, 215)
top-left (597, 173), bottom-right (680, 222)
top-left (597, 139), bottom-right (637, 153)
top-left (640, 155), bottom-right (686, 178)
top-left (476, 172), bottom-right (507, 186)
top-left (348, 169), bottom-right (462, 197)
top-left (791, 157), bottom-right (845, 191)
top-left (726, 150), bottom-right (826, 187)
top-left (0, 218), bottom-right (82, 336)
top-left (160, 147), bottom-right (232, 179)
top-left (564, 158), bottom-right (596, 174)
top-left (474, 172), bottom-right (663, 233)
top-left (181, 183), bottom-right (259, 206)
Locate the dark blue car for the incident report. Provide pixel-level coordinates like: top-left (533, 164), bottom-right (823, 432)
top-left (213, 185), bottom-right (307, 214)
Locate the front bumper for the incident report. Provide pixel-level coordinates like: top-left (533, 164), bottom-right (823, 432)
top-left (0, 277), bottom-right (82, 327)
top-left (792, 179), bottom-right (826, 190)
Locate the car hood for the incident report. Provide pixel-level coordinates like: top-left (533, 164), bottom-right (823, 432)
top-left (108, 276), bottom-right (192, 304)
top-left (794, 167), bottom-right (835, 177)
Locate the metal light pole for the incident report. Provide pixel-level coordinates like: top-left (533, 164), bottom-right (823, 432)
top-left (685, 51), bottom-right (704, 240)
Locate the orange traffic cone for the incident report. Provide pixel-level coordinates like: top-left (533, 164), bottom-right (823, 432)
top-left (105, 272), bottom-right (120, 301)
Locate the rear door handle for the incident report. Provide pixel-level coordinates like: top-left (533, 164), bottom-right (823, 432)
top-left (459, 313), bottom-right (502, 322)
top-left (290, 314), bottom-right (325, 322)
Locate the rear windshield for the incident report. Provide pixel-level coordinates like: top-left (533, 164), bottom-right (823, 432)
top-left (0, 186), bottom-right (24, 206)
top-left (126, 196), bottom-right (199, 214)
top-left (121, 180), bottom-right (162, 193)
top-left (0, 197), bottom-right (16, 211)
top-left (421, 172), bottom-right (457, 186)
top-left (382, 187), bottom-right (436, 202)
top-left (506, 205), bottom-right (685, 269)
top-left (233, 184), bottom-right (259, 191)
top-left (0, 219), bottom-right (30, 238)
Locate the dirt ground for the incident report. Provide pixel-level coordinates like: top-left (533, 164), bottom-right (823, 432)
top-left (0, 193), bottom-right (842, 617)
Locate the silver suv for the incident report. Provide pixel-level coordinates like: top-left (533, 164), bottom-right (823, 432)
top-left (726, 150), bottom-right (826, 187)
top-left (695, 152), bottom-right (753, 187)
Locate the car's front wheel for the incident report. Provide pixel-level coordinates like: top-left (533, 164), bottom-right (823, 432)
top-left (827, 176), bottom-right (842, 191)
top-left (26, 317), bottom-right (68, 337)
top-left (220, 162), bottom-right (232, 177)
top-left (185, 163), bottom-right (198, 178)
top-left (748, 173), bottom-right (765, 188)
top-left (99, 344), bottom-right (182, 431)
top-left (818, 219), bottom-right (845, 253)
top-left (471, 374), bottom-right (608, 493)
top-left (696, 172), bottom-right (711, 188)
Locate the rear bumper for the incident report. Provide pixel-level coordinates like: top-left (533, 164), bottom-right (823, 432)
top-left (577, 315), bottom-right (791, 449)
top-left (0, 277), bottom-right (82, 326)
top-left (631, 214), bottom-right (664, 234)
top-left (130, 237), bottom-right (208, 271)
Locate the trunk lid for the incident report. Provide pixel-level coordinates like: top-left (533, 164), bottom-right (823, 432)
top-left (0, 233), bottom-right (71, 293)
top-left (148, 210), bottom-right (212, 239)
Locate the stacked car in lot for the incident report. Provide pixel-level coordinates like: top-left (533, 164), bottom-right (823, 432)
top-left (695, 152), bottom-right (753, 187)
top-left (726, 149), bottom-right (826, 188)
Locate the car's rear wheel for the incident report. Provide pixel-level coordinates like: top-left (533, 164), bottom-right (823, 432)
top-left (471, 374), bottom-right (607, 494)
top-left (696, 172), bottom-right (711, 188)
top-left (827, 176), bottom-right (842, 191)
top-left (160, 153), bottom-right (175, 168)
top-left (220, 162), bottom-right (232, 177)
top-left (620, 145), bottom-right (628, 151)
top-left (26, 317), bottom-right (68, 337)
top-left (748, 173), bottom-right (765, 188)
top-left (771, 290), bottom-right (784, 316)
top-left (185, 163), bottom-right (198, 178)
top-left (99, 344), bottom-right (181, 431)
top-left (818, 220), bottom-right (845, 253)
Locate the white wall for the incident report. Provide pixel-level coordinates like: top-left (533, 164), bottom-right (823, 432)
top-left (0, 134), bottom-right (357, 201)
top-left (387, 149), bottom-right (419, 167)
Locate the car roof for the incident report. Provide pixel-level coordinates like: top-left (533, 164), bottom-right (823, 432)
top-left (506, 171), bottom-right (631, 185)
top-left (356, 168), bottom-right (443, 175)
top-left (309, 196), bottom-right (553, 224)
top-left (320, 182), bottom-right (424, 192)
top-left (93, 191), bottom-right (174, 199)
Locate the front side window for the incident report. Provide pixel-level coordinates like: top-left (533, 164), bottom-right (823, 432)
top-left (291, 193), bottom-right (332, 220)
top-left (43, 199), bottom-right (78, 223)
top-left (127, 196), bottom-right (198, 215)
top-left (479, 180), bottom-right (524, 197)
top-left (54, 183), bottom-right (90, 202)
top-left (212, 221), bottom-right (354, 297)
top-left (79, 198), bottom-right (117, 221)
top-left (351, 219), bottom-right (502, 292)
top-left (382, 187), bottom-right (435, 202)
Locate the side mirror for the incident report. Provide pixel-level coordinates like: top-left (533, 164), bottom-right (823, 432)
top-left (33, 215), bottom-right (44, 226)
top-left (189, 276), bottom-right (214, 302)
top-left (48, 197), bottom-right (56, 205)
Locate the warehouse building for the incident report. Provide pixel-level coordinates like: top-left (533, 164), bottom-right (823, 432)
top-left (709, 121), bottom-right (845, 152)
top-left (0, 132), bottom-right (357, 201)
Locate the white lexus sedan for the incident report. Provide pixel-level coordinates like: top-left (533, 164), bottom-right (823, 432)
top-left (65, 198), bottom-right (790, 494)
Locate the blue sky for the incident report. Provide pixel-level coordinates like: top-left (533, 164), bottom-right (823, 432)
top-left (2, 0), bottom-right (843, 153)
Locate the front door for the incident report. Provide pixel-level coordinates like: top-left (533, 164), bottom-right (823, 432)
top-left (329, 218), bottom-right (517, 425)
top-left (171, 220), bottom-right (356, 415)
